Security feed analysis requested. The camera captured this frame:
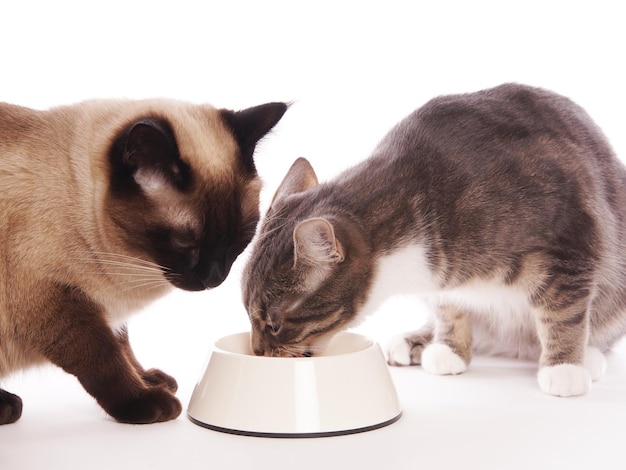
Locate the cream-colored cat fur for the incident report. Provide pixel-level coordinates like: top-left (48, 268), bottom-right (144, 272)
top-left (1, 98), bottom-right (286, 424)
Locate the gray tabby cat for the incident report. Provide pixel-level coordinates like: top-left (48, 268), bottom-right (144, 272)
top-left (1, 98), bottom-right (286, 424)
top-left (242, 83), bottom-right (626, 397)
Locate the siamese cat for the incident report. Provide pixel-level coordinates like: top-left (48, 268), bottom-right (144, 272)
top-left (242, 83), bottom-right (626, 397)
top-left (0, 98), bottom-right (286, 424)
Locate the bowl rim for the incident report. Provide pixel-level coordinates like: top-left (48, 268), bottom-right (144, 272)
top-left (213, 331), bottom-right (378, 361)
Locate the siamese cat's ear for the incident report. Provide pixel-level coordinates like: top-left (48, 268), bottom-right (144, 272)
top-left (271, 157), bottom-right (319, 207)
top-left (293, 218), bottom-right (344, 288)
top-left (114, 118), bottom-right (190, 193)
top-left (221, 102), bottom-right (288, 172)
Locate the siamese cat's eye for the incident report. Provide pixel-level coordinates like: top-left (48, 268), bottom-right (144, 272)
top-left (170, 233), bottom-right (197, 250)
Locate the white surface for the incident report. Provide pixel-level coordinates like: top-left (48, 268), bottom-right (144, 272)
top-left (2, 1), bottom-right (626, 469)
top-left (188, 332), bottom-right (401, 435)
top-left (2, 286), bottom-right (626, 470)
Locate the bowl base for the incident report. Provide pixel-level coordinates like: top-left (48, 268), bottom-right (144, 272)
top-left (187, 412), bottom-right (402, 439)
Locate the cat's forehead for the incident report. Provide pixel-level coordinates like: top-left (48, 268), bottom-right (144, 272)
top-left (152, 101), bottom-right (239, 183)
top-left (84, 98), bottom-right (239, 185)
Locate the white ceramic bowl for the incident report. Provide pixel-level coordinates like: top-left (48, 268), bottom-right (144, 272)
top-left (187, 331), bottom-right (401, 438)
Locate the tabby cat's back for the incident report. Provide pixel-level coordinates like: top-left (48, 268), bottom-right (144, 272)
top-left (242, 84), bottom-right (626, 398)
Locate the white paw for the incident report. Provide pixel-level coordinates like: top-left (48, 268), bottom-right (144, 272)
top-left (421, 343), bottom-right (467, 375)
top-left (584, 347), bottom-right (606, 381)
top-left (386, 336), bottom-right (412, 366)
top-left (537, 364), bottom-right (591, 397)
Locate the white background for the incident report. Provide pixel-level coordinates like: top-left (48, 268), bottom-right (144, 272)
top-left (2, 1), bottom-right (626, 469)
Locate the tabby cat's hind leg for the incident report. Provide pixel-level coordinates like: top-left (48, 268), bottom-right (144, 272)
top-left (584, 346), bottom-right (607, 381)
top-left (0, 388), bottom-right (22, 425)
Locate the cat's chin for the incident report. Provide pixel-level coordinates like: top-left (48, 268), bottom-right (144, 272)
top-left (166, 273), bottom-right (227, 291)
top-left (167, 277), bottom-right (209, 291)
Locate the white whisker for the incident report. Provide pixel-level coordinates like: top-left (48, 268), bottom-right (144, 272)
top-left (114, 274), bottom-right (166, 282)
top-left (255, 215), bottom-right (296, 244)
top-left (74, 251), bottom-right (167, 271)
top-left (69, 250), bottom-right (177, 294)
top-left (102, 262), bottom-right (165, 274)
top-left (72, 251), bottom-right (171, 280)
top-left (119, 278), bottom-right (171, 292)
top-left (90, 251), bottom-right (165, 270)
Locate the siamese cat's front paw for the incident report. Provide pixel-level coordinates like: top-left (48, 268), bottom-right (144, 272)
top-left (537, 364), bottom-right (591, 397)
top-left (141, 368), bottom-right (178, 392)
top-left (421, 343), bottom-right (468, 375)
top-left (109, 387), bottom-right (182, 424)
top-left (0, 389), bottom-right (23, 425)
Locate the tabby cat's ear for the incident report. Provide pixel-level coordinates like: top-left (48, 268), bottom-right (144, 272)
top-left (271, 157), bottom-right (319, 207)
top-left (113, 118), bottom-right (191, 193)
top-left (293, 218), bottom-right (344, 288)
top-left (221, 102), bottom-right (288, 173)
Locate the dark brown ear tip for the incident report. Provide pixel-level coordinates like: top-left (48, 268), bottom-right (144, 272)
top-left (266, 101), bottom-right (289, 116)
top-left (220, 101), bottom-right (289, 173)
top-left (255, 102), bottom-right (289, 134)
top-left (221, 101), bottom-right (289, 138)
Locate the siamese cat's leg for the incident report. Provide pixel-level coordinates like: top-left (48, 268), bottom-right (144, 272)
top-left (0, 388), bottom-right (23, 425)
top-left (34, 286), bottom-right (181, 424)
top-left (115, 326), bottom-right (178, 392)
